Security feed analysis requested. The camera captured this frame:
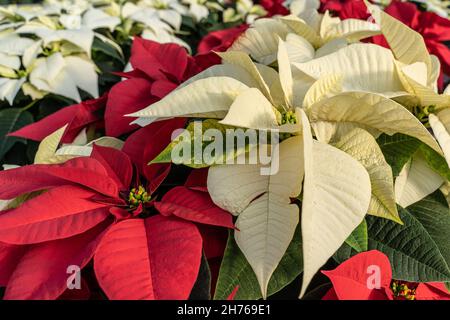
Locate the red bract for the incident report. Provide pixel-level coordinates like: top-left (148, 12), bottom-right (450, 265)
top-left (0, 145), bottom-right (209, 300)
top-left (372, 0), bottom-right (450, 90)
top-left (319, 0), bottom-right (370, 20)
top-left (106, 38), bottom-right (210, 137)
top-left (9, 94), bottom-right (107, 143)
top-left (322, 250), bottom-right (450, 300)
top-left (197, 24), bottom-right (249, 55)
top-left (94, 216), bottom-right (202, 300)
top-left (155, 186), bottom-right (235, 229)
top-left (260, 0), bottom-right (290, 16)
top-left (122, 118), bottom-right (186, 193)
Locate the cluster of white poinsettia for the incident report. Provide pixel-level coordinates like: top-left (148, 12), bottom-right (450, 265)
top-left (0, 0), bottom-right (120, 104)
top-left (128, 1), bottom-right (450, 298)
top-left (0, 0), bottom-right (267, 105)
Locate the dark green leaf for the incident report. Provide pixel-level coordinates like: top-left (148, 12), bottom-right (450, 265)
top-left (301, 282), bottom-right (332, 300)
top-left (377, 133), bottom-right (421, 177)
top-left (92, 37), bottom-right (124, 63)
top-left (189, 253), bottom-right (211, 300)
top-left (0, 108), bottom-right (33, 160)
top-left (333, 242), bottom-right (356, 264)
top-left (335, 193), bottom-right (450, 283)
top-left (345, 219), bottom-right (368, 252)
top-left (366, 204), bottom-right (450, 282)
top-left (407, 191), bottom-right (450, 268)
top-left (214, 226), bottom-right (302, 300)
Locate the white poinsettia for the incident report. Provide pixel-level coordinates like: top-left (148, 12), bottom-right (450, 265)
top-left (365, 2), bottom-right (450, 201)
top-left (128, 42), bottom-right (304, 130)
top-left (44, 0), bottom-right (91, 15)
top-left (206, 108), bottom-right (371, 299)
top-left (120, 0), bottom-right (190, 48)
top-left (0, 77), bottom-right (25, 105)
top-left (286, 0), bottom-right (321, 29)
top-left (140, 27), bottom-right (190, 49)
top-left (29, 52), bottom-right (98, 102)
top-left (59, 7), bottom-right (121, 31)
top-left (16, 20), bottom-right (95, 58)
top-left (229, 8), bottom-right (380, 65)
top-left (1, 4), bottom-right (61, 22)
top-left (182, 0), bottom-right (211, 22)
top-left (122, 0), bottom-right (185, 31)
top-left (222, 0), bottom-right (266, 24)
top-left (0, 33), bottom-right (32, 104)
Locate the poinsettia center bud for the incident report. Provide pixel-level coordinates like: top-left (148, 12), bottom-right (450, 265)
top-left (280, 110), bottom-right (297, 125)
top-left (128, 185), bottom-right (151, 208)
top-left (154, 0), bottom-right (168, 9)
top-left (391, 280), bottom-right (417, 300)
top-left (414, 105), bottom-right (435, 127)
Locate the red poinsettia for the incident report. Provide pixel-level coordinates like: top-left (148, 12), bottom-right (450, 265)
top-left (106, 37), bottom-right (215, 137)
top-left (372, 0), bottom-right (450, 90)
top-left (0, 144), bottom-right (234, 300)
top-left (260, 0), bottom-right (290, 17)
top-left (322, 250), bottom-right (450, 300)
top-left (197, 24), bottom-right (249, 55)
top-left (9, 94), bottom-right (107, 144)
top-left (196, 24), bottom-right (249, 67)
top-left (319, 0), bottom-right (370, 20)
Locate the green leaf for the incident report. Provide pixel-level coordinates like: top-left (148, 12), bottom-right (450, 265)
top-left (345, 219), bottom-right (368, 252)
top-left (151, 119), bottom-right (257, 169)
top-left (0, 108), bottom-right (33, 160)
top-left (333, 242), bottom-right (356, 264)
top-left (407, 191), bottom-right (450, 269)
top-left (189, 253), bottom-right (211, 300)
top-left (214, 226), bottom-right (303, 300)
top-left (366, 204), bottom-right (450, 282)
top-left (334, 193), bottom-right (450, 283)
top-left (419, 144), bottom-right (450, 181)
top-left (92, 37), bottom-right (124, 63)
top-left (377, 133), bottom-right (421, 177)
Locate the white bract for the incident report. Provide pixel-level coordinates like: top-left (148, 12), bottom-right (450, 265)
top-left (29, 52), bottom-right (98, 103)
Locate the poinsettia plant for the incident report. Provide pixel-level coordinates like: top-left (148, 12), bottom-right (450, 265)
top-left (1, 0), bottom-right (450, 301)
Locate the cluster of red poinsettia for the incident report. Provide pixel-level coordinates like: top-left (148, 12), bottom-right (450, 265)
top-left (0, 35), bottom-right (238, 300)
